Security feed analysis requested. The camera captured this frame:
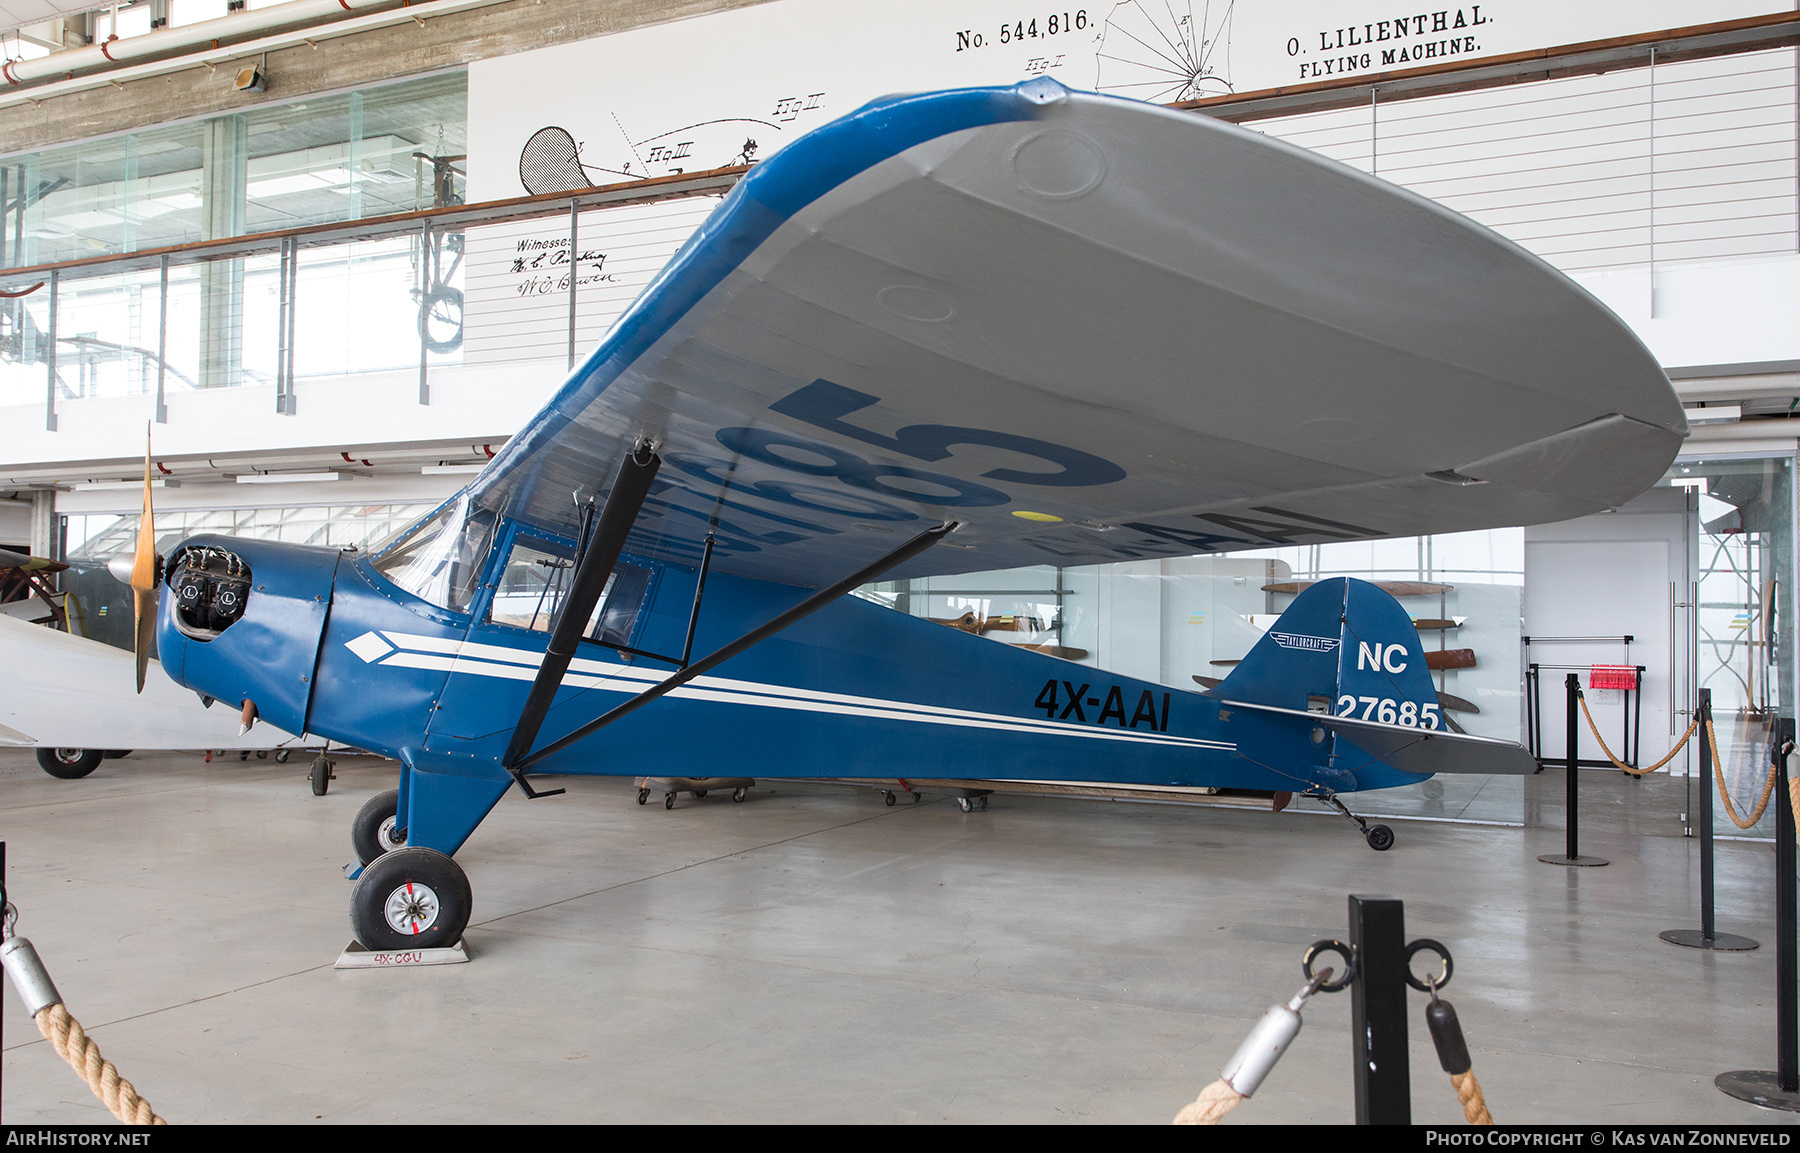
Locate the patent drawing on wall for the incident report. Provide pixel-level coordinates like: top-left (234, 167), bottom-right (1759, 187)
top-left (516, 113), bottom-right (792, 195)
top-left (1094, 0), bottom-right (1236, 102)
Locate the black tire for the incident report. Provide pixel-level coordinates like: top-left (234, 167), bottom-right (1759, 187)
top-left (732, 788), bottom-right (747, 803)
top-left (694, 790), bottom-right (708, 799)
top-left (37, 748), bottom-right (101, 779)
top-left (275, 749), bottom-right (290, 764)
top-left (349, 847), bottom-right (471, 951)
top-left (1366, 824), bottom-right (1396, 852)
top-left (310, 756), bottom-right (333, 796)
top-left (884, 791), bottom-right (897, 806)
top-left (637, 788), bottom-right (649, 805)
top-left (352, 789), bottom-right (406, 865)
top-left (101, 750), bottom-right (130, 759)
top-left (664, 792), bottom-right (676, 810)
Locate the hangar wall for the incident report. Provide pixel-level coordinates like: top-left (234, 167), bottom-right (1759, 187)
top-left (1, 0), bottom-right (1797, 830)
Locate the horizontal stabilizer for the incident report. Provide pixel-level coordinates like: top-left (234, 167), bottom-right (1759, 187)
top-left (1220, 699), bottom-right (1536, 776)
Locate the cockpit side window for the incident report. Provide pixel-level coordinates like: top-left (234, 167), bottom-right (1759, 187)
top-left (486, 529), bottom-right (653, 646)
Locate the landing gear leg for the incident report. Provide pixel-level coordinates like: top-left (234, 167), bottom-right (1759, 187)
top-left (1316, 790), bottom-right (1395, 851)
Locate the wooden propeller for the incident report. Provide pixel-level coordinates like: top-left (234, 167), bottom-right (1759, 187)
top-left (130, 424), bottom-right (160, 694)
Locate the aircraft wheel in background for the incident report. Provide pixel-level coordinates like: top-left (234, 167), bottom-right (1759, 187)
top-left (732, 787), bottom-right (747, 803)
top-left (352, 789), bottom-right (407, 865)
top-left (349, 848), bottom-right (470, 951)
top-left (1365, 824), bottom-right (1396, 852)
top-left (36, 748), bottom-right (101, 779)
top-left (310, 755), bottom-right (335, 796)
top-left (275, 749), bottom-right (290, 764)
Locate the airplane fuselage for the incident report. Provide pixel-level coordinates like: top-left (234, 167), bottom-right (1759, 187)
top-left (154, 530), bottom-right (1421, 858)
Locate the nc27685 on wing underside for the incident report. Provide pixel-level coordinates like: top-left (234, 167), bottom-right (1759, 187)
top-left (139, 79), bottom-right (1681, 950)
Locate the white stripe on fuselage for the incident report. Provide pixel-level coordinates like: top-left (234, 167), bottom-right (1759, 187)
top-left (344, 630), bottom-right (1231, 752)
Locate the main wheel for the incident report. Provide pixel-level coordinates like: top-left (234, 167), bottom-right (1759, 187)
top-left (352, 789), bottom-right (407, 865)
top-left (1365, 824), bottom-right (1396, 851)
top-left (349, 847), bottom-right (471, 951)
top-left (36, 748), bottom-right (101, 779)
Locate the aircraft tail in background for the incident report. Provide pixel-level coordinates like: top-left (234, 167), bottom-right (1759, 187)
top-left (1218, 579), bottom-right (1533, 782)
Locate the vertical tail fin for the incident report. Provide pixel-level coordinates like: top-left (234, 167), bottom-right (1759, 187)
top-left (1220, 578), bottom-right (1444, 731)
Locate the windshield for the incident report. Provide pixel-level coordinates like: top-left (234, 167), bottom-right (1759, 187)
top-left (370, 494), bottom-right (497, 613)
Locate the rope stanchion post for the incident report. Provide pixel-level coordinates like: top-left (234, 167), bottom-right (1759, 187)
top-left (1718, 718), bottom-right (1800, 1112)
top-left (1663, 690), bottom-right (1759, 951)
top-left (1541, 673), bottom-right (1609, 867)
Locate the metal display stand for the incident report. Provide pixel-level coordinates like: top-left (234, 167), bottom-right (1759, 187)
top-left (1662, 689), bottom-right (1758, 951)
top-left (1539, 674), bottom-right (1610, 866)
top-left (1524, 634), bottom-right (1642, 770)
top-left (1717, 719), bottom-right (1800, 1110)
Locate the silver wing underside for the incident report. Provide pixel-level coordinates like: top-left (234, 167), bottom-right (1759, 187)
top-left (465, 80), bottom-right (1685, 585)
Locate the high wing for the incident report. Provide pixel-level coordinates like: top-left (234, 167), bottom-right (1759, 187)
top-left (466, 78), bottom-right (1685, 586)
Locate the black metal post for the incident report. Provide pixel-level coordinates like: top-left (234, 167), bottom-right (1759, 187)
top-left (502, 444), bottom-right (662, 776)
top-left (1567, 673), bottom-right (1579, 856)
top-left (1662, 691), bottom-right (1756, 949)
top-left (1781, 724), bottom-right (1797, 1091)
top-left (1702, 691), bottom-right (1717, 937)
top-left (1348, 894), bottom-right (1410, 1124)
top-left (1541, 673), bottom-right (1608, 866)
top-left (1718, 719), bottom-right (1800, 1109)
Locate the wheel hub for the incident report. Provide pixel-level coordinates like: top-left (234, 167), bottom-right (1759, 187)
top-left (377, 816), bottom-right (406, 853)
top-left (383, 881), bottom-right (440, 935)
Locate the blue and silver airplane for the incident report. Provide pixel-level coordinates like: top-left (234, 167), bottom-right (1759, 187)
top-left (127, 79), bottom-right (1684, 951)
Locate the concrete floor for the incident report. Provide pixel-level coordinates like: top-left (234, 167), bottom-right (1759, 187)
top-left (0, 748), bottom-right (1795, 1125)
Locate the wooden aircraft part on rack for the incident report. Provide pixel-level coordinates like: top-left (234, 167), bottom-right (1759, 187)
top-left (1425, 648), bottom-right (1477, 671)
top-left (1020, 643), bottom-right (1089, 660)
top-left (1263, 580), bottom-right (1455, 597)
top-left (1192, 673), bottom-right (1479, 716)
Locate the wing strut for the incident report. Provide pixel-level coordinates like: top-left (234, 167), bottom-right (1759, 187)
top-left (501, 439), bottom-right (662, 793)
top-left (512, 521), bottom-right (958, 776)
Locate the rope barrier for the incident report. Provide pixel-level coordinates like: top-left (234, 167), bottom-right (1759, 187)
top-left (1575, 690), bottom-right (1696, 775)
top-left (1451, 1069), bottom-right (1492, 1125)
top-left (1575, 690), bottom-right (1785, 831)
top-left (0, 910), bottom-right (166, 1125)
top-left (1710, 719), bottom-right (1782, 831)
top-left (34, 1002), bottom-right (165, 1125)
top-left (1173, 1079), bottom-right (1244, 1124)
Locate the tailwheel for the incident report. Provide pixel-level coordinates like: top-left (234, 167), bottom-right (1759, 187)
top-left (349, 847), bottom-right (471, 951)
top-left (1316, 790), bottom-right (1394, 851)
top-left (351, 788), bottom-right (407, 865)
top-left (310, 755), bottom-right (335, 796)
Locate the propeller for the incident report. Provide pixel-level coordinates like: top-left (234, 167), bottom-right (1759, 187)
top-left (129, 423), bottom-right (161, 694)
